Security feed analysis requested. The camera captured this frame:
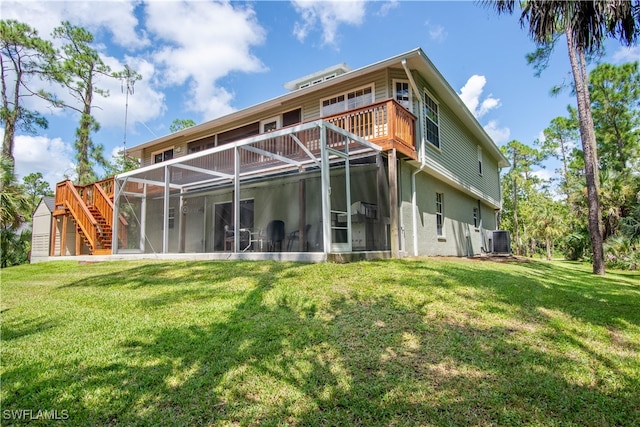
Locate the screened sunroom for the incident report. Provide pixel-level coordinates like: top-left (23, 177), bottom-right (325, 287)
top-left (112, 121), bottom-right (392, 261)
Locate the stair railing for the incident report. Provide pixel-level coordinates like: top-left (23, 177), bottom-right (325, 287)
top-left (91, 179), bottom-right (128, 249)
top-left (56, 180), bottom-right (98, 251)
top-left (92, 181), bottom-right (113, 229)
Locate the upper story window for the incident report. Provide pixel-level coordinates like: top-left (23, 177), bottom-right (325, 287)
top-left (260, 117), bottom-right (280, 133)
top-left (424, 90), bottom-right (440, 149)
top-left (282, 108), bottom-right (302, 127)
top-left (153, 148), bottom-right (174, 164)
top-left (321, 85), bottom-right (373, 117)
top-left (189, 136), bottom-right (215, 154)
top-left (477, 145), bottom-right (483, 175)
top-left (394, 79), bottom-right (412, 111)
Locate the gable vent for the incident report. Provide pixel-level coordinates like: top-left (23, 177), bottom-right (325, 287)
top-left (284, 63), bottom-right (351, 91)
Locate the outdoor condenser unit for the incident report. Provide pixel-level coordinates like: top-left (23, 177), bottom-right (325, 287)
top-left (490, 230), bottom-right (511, 255)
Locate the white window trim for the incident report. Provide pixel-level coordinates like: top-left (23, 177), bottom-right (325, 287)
top-left (424, 89), bottom-right (440, 150)
top-left (151, 146), bottom-right (175, 164)
top-left (260, 116), bottom-right (281, 133)
top-left (319, 83), bottom-right (375, 117)
top-left (436, 192), bottom-right (445, 239)
top-left (393, 78), bottom-right (413, 113)
top-left (478, 145), bottom-right (484, 176)
top-left (473, 206), bottom-right (480, 230)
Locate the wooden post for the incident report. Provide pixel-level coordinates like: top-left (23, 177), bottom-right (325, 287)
top-left (376, 153), bottom-right (385, 251)
top-left (61, 215), bottom-right (68, 256)
top-left (388, 101), bottom-right (396, 143)
top-left (389, 149), bottom-right (399, 258)
top-left (75, 217), bottom-right (82, 255)
top-left (49, 217), bottom-right (57, 256)
top-left (299, 178), bottom-right (306, 251)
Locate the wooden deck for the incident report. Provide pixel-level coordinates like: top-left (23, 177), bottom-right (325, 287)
top-left (324, 99), bottom-right (416, 159)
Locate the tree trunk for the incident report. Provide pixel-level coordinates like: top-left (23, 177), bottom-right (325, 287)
top-left (1, 117), bottom-right (15, 166)
top-left (512, 151), bottom-right (520, 256)
top-left (546, 235), bottom-right (552, 260)
top-left (566, 29), bottom-right (605, 275)
top-left (76, 70), bottom-right (94, 185)
top-left (1, 63), bottom-right (21, 176)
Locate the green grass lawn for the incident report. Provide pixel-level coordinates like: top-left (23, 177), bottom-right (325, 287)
top-left (1, 258), bottom-right (638, 426)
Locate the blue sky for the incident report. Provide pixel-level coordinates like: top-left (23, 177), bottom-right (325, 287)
top-left (3, 0), bottom-right (638, 189)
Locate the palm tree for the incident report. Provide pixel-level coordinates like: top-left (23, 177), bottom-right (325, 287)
top-left (485, 0), bottom-right (640, 275)
top-left (0, 155), bottom-right (29, 229)
top-left (0, 154), bottom-right (31, 267)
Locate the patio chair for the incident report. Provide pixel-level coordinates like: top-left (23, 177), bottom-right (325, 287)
top-left (266, 220), bottom-right (285, 251)
top-left (224, 225), bottom-right (253, 251)
top-left (287, 224), bottom-right (311, 251)
top-left (223, 225), bottom-right (235, 251)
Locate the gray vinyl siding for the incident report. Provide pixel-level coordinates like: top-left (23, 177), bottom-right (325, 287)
top-left (300, 70), bottom-right (389, 121)
top-left (399, 161), bottom-right (496, 257)
top-left (412, 73), bottom-right (501, 205)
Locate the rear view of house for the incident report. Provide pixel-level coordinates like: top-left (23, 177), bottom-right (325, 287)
top-left (46, 48), bottom-right (508, 262)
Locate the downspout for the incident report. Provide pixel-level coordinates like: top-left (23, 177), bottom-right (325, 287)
top-left (411, 165), bottom-right (426, 256)
top-left (403, 59), bottom-right (428, 256)
top-left (401, 59), bottom-right (425, 164)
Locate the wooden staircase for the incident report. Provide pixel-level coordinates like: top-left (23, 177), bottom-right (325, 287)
top-left (87, 205), bottom-right (113, 254)
top-left (51, 178), bottom-right (126, 256)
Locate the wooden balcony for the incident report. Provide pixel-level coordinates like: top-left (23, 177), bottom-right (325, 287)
top-left (324, 99), bottom-right (417, 159)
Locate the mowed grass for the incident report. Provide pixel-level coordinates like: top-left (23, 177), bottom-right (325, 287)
top-left (1, 258), bottom-right (639, 426)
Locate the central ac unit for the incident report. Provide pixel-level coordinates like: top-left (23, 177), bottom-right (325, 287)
top-left (490, 230), bottom-right (511, 255)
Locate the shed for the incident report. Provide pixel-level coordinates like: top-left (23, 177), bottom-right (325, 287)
top-left (31, 196), bottom-right (55, 263)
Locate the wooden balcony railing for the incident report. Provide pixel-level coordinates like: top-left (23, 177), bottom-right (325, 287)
top-left (95, 177), bottom-right (114, 198)
top-left (324, 99), bottom-right (416, 158)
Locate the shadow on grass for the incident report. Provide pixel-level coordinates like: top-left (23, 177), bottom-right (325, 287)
top-left (2, 259), bottom-right (639, 425)
top-left (398, 258), bottom-right (640, 328)
top-left (0, 314), bottom-right (58, 341)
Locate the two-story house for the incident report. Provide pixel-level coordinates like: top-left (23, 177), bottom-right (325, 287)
top-left (45, 48), bottom-right (508, 262)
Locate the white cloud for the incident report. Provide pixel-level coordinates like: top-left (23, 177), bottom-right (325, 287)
top-left (429, 25), bottom-right (447, 42)
top-left (1, 0), bottom-right (148, 50)
top-left (145, 1), bottom-right (266, 119)
top-left (5, 1), bottom-right (266, 123)
top-left (424, 21), bottom-right (447, 43)
top-left (377, 0), bottom-right (399, 16)
top-left (458, 75), bottom-right (501, 119)
top-left (612, 45), bottom-right (640, 63)
top-left (532, 168), bottom-right (553, 183)
top-left (3, 1), bottom-right (159, 131)
top-left (291, 0), bottom-right (367, 46)
top-left (6, 130), bottom-right (76, 189)
top-left (93, 56), bottom-right (166, 130)
top-left (483, 120), bottom-right (510, 144)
